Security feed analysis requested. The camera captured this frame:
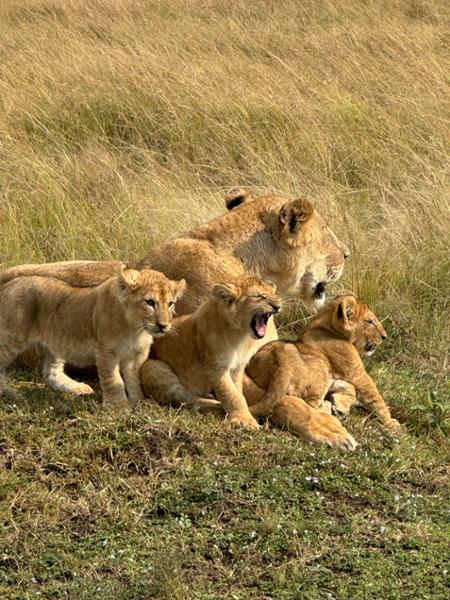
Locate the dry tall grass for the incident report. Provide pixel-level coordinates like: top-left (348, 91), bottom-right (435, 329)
top-left (1, 0), bottom-right (449, 372)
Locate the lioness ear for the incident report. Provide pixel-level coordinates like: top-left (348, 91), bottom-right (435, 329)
top-left (172, 278), bottom-right (186, 299)
top-left (225, 187), bottom-right (252, 211)
top-left (119, 265), bottom-right (140, 291)
top-left (265, 279), bottom-right (277, 293)
top-left (279, 198), bottom-right (313, 236)
top-left (213, 282), bottom-right (237, 304)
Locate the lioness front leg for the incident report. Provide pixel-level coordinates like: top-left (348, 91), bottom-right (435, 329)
top-left (95, 345), bottom-right (129, 410)
top-left (350, 368), bottom-right (400, 431)
top-left (214, 372), bottom-right (259, 430)
top-left (271, 395), bottom-right (357, 450)
top-left (327, 380), bottom-right (358, 419)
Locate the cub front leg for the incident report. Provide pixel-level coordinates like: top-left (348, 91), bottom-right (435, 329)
top-left (350, 366), bottom-right (400, 431)
top-left (121, 348), bottom-right (149, 409)
top-left (95, 344), bottom-right (129, 410)
top-left (214, 371), bottom-right (259, 430)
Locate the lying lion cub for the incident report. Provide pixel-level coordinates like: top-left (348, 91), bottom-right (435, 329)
top-left (0, 266), bottom-right (185, 409)
top-left (141, 275), bottom-right (281, 429)
top-left (245, 291), bottom-right (400, 431)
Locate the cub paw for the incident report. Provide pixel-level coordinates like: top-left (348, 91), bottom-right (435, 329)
top-left (103, 394), bottom-right (130, 411)
top-left (385, 417), bottom-right (402, 432)
top-left (71, 382), bottom-right (95, 396)
top-left (227, 413), bottom-right (260, 430)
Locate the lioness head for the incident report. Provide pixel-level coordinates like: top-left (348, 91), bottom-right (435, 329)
top-left (118, 266), bottom-right (186, 337)
top-left (212, 276), bottom-right (281, 340)
top-left (318, 291), bottom-right (387, 354)
top-left (224, 189), bottom-right (349, 313)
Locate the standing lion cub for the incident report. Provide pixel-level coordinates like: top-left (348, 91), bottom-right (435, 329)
top-left (0, 266), bottom-right (185, 409)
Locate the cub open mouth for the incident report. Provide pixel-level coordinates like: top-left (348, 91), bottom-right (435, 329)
top-left (251, 312), bottom-right (271, 339)
top-left (314, 281), bottom-right (326, 299)
top-left (364, 341), bottom-right (376, 353)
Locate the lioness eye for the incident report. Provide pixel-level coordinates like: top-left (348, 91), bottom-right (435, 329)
top-left (169, 301), bottom-right (175, 309)
top-left (145, 299), bottom-right (156, 308)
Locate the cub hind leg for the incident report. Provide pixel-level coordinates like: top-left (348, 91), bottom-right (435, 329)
top-left (141, 359), bottom-right (224, 416)
top-left (42, 353), bottom-right (94, 396)
top-left (0, 341), bottom-right (27, 398)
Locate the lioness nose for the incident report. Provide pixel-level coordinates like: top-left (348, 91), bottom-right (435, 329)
top-left (381, 332), bottom-right (387, 340)
top-left (343, 245), bottom-right (350, 259)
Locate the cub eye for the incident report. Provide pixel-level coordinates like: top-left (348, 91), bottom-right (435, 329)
top-left (169, 301), bottom-right (175, 309)
top-left (145, 299), bottom-right (156, 308)
top-left (366, 319), bottom-right (375, 325)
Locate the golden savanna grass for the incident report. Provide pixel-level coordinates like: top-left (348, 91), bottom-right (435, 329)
top-left (0, 0), bottom-right (449, 372)
top-left (1, 3), bottom-right (450, 598)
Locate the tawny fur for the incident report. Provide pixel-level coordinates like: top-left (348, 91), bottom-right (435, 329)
top-left (1, 189), bottom-right (348, 436)
top-left (141, 276), bottom-right (281, 429)
top-left (0, 267), bottom-right (185, 409)
top-left (245, 292), bottom-right (400, 437)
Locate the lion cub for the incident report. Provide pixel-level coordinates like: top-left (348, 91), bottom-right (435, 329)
top-left (0, 266), bottom-right (185, 409)
top-left (141, 275), bottom-right (281, 429)
top-left (246, 291), bottom-right (400, 430)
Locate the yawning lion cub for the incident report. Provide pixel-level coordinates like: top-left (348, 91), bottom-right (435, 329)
top-left (141, 275), bottom-right (281, 429)
top-left (0, 266), bottom-right (185, 409)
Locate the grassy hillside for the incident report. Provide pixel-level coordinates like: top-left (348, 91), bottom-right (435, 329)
top-left (0, 1), bottom-right (449, 598)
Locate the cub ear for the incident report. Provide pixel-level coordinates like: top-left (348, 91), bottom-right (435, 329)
top-left (279, 198), bottom-right (313, 236)
top-left (212, 282), bottom-right (237, 304)
top-left (172, 278), bottom-right (187, 299)
top-left (225, 187), bottom-right (252, 211)
top-left (336, 295), bottom-right (357, 327)
top-left (119, 265), bottom-right (140, 291)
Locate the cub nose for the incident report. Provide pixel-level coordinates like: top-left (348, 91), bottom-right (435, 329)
top-left (157, 322), bottom-right (170, 333)
top-left (381, 332), bottom-right (387, 340)
top-left (343, 245), bottom-right (350, 259)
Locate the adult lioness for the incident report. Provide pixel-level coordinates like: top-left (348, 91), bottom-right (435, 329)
top-left (141, 275), bottom-right (281, 429)
top-left (1, 189), bottom-right (348, 313)
top-left (244, 291), bottom-right (400, 434)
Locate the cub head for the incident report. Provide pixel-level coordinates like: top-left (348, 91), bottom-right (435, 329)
top-left (117, 266), bottom-right (186, 337)
top-left (212, 276), bottom-right (281, 340)
top-left (319, 291), bottom-right (387, 355)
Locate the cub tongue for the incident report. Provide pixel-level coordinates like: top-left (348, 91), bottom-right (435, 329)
top-left (255, 314), bottom-right (267, 338)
